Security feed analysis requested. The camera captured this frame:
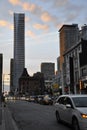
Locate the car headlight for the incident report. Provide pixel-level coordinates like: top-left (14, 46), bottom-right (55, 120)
top-left (81, 114), bottom-right (87, 119)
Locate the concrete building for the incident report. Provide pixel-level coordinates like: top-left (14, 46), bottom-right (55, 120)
top-left (41, 62), bottom-right (55, 79)
top-left (13, 13), bottom-right (25, 92)
top-left (58, 24), bottom-right (87, 94)
top-left (63, 39), bottom-right (87, 94)
top-left (57, 24), bottom-right (79, 94)
top-left (41, 62), bottom-right (55, 94)
top-left (59, 24), bottom-right (79, 71)
top-left (56, 57), bottom-right (62, 87)
top-left (80, 25), bottom-right (87, 40)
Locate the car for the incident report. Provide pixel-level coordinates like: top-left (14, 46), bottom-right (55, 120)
top-left (42, 95), bottom-right (53, 105)
top-left (54, 94), bottom-right (87, 130)
top-left (36, 95), bottom-right (44, 104)
top-left (29, 96), bottom-right (36, 102)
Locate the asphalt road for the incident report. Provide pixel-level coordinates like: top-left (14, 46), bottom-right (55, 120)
top-left (7, 100), bottom-right (71, 130)
top-left (0, 102), bottom-right (2, 125)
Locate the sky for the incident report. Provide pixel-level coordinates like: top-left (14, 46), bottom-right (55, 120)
top-left (0, 0), bottom-right (87, 77)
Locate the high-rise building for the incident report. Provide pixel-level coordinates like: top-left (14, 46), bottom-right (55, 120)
top-left (41, 62), bottom-right (55, 79)
top-left (41, 62), bottom-right (55, 93)
top-left (59, 24), bottom-right (79, 71)
top-left (0, 54), bottom-right (3, 95)
top-left (13, 13), bottom-right (25, 91)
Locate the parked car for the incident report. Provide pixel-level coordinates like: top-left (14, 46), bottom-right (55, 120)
top-left (29, 96), bottom-right (36, 102)
top-left (55, 94), bottom-right (87, 130)
top-left (42, 95), bottom-right (53, 105)
top-left (36, 95), bottom-right (44, 104)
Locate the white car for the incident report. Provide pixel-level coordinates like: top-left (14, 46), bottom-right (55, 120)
top-left (55, 94), bottom-right (87, 130)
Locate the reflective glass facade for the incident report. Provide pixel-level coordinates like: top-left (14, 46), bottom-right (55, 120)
top-left (13, 13), bottom-right (25, 90)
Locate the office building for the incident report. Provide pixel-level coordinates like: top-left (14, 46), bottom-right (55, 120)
top-left (13, 13), bottom-right (25, 91)
top-left (58, 24), bottom-right (87, 94)
top-left (59, 24), bottom-right (79, 71)
top-left (41, 62), bottom-right (55, 93)
top-left (41, 62), bottom-right (55, 79)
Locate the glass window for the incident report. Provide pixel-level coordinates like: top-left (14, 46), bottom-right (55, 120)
top-left (82, 68), bottom-right (86, 76)
top-left (57, 97), bottom-right (64, 104)
top-left (72, 97), bottom-right (87, 107)
top-left (66, 97), bottom-right (73, 108)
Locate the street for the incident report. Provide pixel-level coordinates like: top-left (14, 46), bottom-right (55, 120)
top-left (7, 100), bottom-right (71, 130)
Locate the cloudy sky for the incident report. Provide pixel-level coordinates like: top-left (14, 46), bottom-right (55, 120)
top-left (0, 0), bottom-right (87, 76)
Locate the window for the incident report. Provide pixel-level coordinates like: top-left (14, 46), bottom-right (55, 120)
top-left (57, 97), bottom-right (64, 104)
top-left (66, 97), bottom-right (73, 107)
top-left (75, 71), bottom-right (79, 82)
top-left (58, 97), bottom-right (73, 107)
top-left (82, 68), bottom-right (86, 76)
top-left (72, 97), bottom-right (87, 107)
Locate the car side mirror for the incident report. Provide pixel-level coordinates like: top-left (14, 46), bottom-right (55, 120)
top-left (66, 104), bottom-right (71, 108)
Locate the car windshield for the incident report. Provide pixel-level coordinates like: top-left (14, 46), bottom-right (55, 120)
top-left (72, 97), bottom-right (87, 107)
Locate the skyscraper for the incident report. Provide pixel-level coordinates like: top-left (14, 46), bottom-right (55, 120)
top-left (13, 13), bottom-right (25, 91)
top-left (59, 24), bottom-right (79, 71)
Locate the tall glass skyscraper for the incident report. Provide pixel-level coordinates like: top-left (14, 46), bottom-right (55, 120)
top-left (13, 13), bottom-right (25, 92)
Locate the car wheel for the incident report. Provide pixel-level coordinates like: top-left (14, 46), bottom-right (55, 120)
top-left (72, 117), bottom-right (80, 130)
top-left (56, 111), bottom-right (61, 123)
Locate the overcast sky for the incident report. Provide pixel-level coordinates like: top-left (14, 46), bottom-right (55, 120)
top-left (0, 0), bottom-right (87, 76)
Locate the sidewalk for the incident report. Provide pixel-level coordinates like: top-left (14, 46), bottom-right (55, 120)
top-left (0, 103), bottom-right (19, 130)
top-left (0, 103), bottom-right (2, 130)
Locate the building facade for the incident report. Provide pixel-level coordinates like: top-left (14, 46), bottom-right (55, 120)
top-left (58, 24), bottom-right (87, 94)
top-left (19, 69), bottom-right (45, 96)
top-left (59, 24), bottom-right (79, 71)
top-left (41, 62), bottom-right (55, 79)
top-left (13, 13), bottom-right (25, 92)
top-left (64, 39), bottom-right (87, 94)
top-left (41, 62), bottom-right (55, 94)
top-left (80, 25), bottom-right (87, 40)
